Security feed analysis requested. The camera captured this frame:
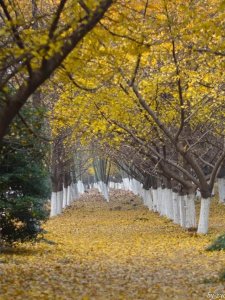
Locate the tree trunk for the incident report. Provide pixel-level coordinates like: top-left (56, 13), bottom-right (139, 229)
top-left (172, 192), bottom-right (180, 224)
top-left (78, 180), bottom-right (84, 195)
top-left (146, 189), bottom-right (153, 210)
top-left (157, 186), bottom-right (162, 214)
top-left (50, 192), bottom-right (57, 217)
top-left (179, 195), bottom-right (186, 228)
top-left (197, 198), bottom-right (211, 234)
top-left (62, 185), bottom-right (67, 208)
top-left (71, 182), bottom-right (79, 200)
top-left (122, 177), bottom-right (130, 191)
top-left (100, 181), bottom-right (109, 202)
top-left (166, 188), bottom-right (174, 220)
top-left (218, 178), bottom-right (225, 203)
top-left (185, 194), bottom-right (196, 228)
top-left (66, 185), bottom-right (71, 205)
top-left (152, 188), bottom-right (158, 212)
top-left (56, 190), bottom-right (63, 215)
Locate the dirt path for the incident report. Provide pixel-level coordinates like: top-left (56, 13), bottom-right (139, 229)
top-left (1, 190), bottom-right (225, 299)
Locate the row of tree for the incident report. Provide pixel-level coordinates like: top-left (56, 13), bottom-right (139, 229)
top-left (49, 0), bottom-right (225, 234)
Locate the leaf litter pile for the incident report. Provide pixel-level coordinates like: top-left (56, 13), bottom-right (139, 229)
top-left (1, 190), bottom-right (225, 299)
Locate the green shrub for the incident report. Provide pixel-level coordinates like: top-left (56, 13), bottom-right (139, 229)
top-left (0, 195), bottom-right (49, 244)
top-left (0, 104), bottom-right (50, 245)
top-left (206, 234), bottom-right (225, 251)
top-left (219, 269), bottom-right (225, 281)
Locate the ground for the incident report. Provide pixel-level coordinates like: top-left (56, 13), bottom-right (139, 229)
top-left (0, 190), bottom-right (225, 300)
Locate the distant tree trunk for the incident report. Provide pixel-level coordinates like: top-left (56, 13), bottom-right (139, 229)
top-left (50, 137), bottom-right (64, 217)
top-left (93, 158), bottom-right (110, 201)
top-left (179, 193), bottom-right (186, 228)
top-left (217, 164), bottom-right (225, 203)
top-left (172, 191), bottom-right (180, 224)
top-left (185, 194), bottom-right (196, 228)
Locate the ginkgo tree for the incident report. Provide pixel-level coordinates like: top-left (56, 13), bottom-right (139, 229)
top-left (0, 0), bottom-right (113, 141)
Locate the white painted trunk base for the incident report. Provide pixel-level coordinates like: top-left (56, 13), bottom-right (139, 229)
top-left (122, 178), bottom-right (130, 191)
top-left (197, 198), bottom-right (211, 234)
top-left (166, 189), bottom-right (174, 220)
top-left (133, 179), bottom-right (139, 195)
top-left (162, 188), bottom-right (167, 216)
top-left (172, 192), bottom-right (180, 224)
top-left (179, 195), bottom-right (186, 228)
top-left (102, 182), bottom-right (109, 202)
top-left (146, 189), bottom-right (153, 210)
top-left (109, 182), bottom-right (115, 189)
top-left (157, 188), bottom-right (163, 215)
top-left (129, 179), bottom-right (134, 194)
top-left (77, 180), bottom-right (84, 195)
top-left (66, 185), bottom-right (71, 206)
top-left (137, 181), bottom-right (142, 197)
top-left (98, 181), bottom-right (109, 201)
top-left (142, 189), bottom-right (146, 205)
top-left (56, 191), bottom-right (63, 215)
top-left (62, 186), bottom-right (67, 208)
top-left (152, 189), bottom-right (158, 212)
top-left (185, 194), bottom-right (196, 228)
top-left (218, 178), bottom-right (225, 203)
top-left (71, 183), bottom-right (79, 200)
top-left (50, 192), bottom-right (57, 217)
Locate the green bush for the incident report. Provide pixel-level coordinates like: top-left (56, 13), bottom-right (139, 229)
top-left (0, 196), bottom-right (48, 244)
top-left (219, 269), bottom-right (225, 281)
top-left (206, 234), bottom-right (225, 251)
top-left (0, 104), bottom-right (50, 245)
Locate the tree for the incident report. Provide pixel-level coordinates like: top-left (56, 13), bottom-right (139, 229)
top-left (0, 0), bottom-right (113, 141)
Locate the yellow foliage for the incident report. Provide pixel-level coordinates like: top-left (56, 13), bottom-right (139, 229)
top-left (48, 0), bottom-right (224, 149)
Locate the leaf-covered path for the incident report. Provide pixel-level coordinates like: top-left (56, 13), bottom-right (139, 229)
top-left (1, 190), bottom-right (225, 300)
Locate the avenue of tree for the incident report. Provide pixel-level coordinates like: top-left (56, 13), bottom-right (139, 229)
top-left (0, 0), bottom-right (225, 239)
